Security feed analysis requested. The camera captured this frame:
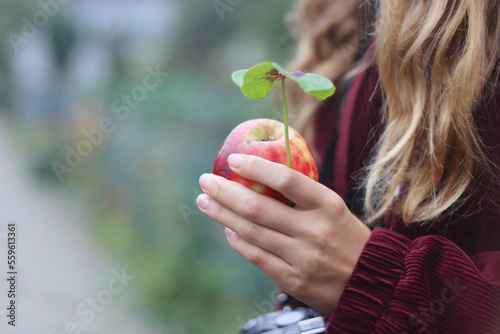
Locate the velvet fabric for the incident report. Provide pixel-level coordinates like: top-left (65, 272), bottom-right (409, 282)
top-left (314, 62), bottom-right (500, 333)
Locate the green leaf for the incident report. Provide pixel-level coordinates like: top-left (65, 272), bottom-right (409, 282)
top-left (272, 62), bottom-right (335, 101)
top-left (231, 70), bottom-right (247, 87)
top-left (232, 62), bottom-right (281, 99)
top-left (271, 63), bottom-right (292, 79)
top-left (231, 62), bottom-right (336, 101)
top-left (293, 73), bottom-right (336, 100)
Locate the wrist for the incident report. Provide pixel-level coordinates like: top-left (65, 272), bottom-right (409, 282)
top-left (339, 214), bottom-right (371, 283)
top-left (320, 215), bottom-right (372, 315)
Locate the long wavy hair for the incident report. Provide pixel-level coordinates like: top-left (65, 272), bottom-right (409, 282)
top-left (287, 0), bottom-right (500, 224)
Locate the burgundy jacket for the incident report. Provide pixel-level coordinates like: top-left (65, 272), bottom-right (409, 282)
top-left (313, 63), bottom-right (500, 333)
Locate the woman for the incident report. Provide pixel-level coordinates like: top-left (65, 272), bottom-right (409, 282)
top-left (198, 0), bottom-right (500, 332)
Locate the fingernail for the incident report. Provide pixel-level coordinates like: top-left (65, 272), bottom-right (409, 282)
top-left (197, 194), bottom-right (212, 210)
top-left (199, 173), bottom-right (213, 190)
top-left (228, 154), bottom-right (243, 169)
top-left (225, 227), bottom-right (235, 239)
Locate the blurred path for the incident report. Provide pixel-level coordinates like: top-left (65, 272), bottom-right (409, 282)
top-left (0, 118), bottom-right (162, 333)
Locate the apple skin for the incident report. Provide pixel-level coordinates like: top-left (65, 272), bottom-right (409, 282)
top-left (213, 118), bottom-right (319, 204)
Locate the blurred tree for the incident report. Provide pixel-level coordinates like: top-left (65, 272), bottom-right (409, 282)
top-left (0, 0), bottom-right (33, 110)
top-left (173, 0), bottom-right (293, 69)
top-left (2, 0), bottom-right (298, 333)
top-left (47, 16), bottom-right (77, 73)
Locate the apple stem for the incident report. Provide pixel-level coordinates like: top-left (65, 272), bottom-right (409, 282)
top-left (282, 78), bottom-right (291, 168)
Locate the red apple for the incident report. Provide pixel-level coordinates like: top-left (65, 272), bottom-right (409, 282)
top-left (213, 118), bottom-right (319, 204)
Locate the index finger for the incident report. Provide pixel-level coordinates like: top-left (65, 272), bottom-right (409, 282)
top-left (227, 154), bottom-right (338, 209)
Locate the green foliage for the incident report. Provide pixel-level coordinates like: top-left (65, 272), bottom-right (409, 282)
top-left (272, 63), bottom-right (336, 100)
top-left (232, 63), bottom-right (281, 99)
top-left (232, 61), bottom-right (335, 169)
top-left (233, 62), bottom-right (336, 101)
top-left (3, 1), bottom-right (296, 333)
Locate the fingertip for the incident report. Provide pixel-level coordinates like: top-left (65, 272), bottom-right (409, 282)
top-left (197, 194), bottom-right (212, 211)
top-left (228, 154), bottom-right (243, 170)
top-left (199, 173), bottom-right (214, 190)
top-left (225, 227), bottom-right (235, 239)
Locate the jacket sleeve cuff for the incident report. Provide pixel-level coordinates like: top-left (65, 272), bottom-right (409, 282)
top-left (328, 227), bottom-right (411, 332)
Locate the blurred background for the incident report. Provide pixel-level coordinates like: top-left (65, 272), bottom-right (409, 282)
top-left (0, 0), bottom-right (296, 333)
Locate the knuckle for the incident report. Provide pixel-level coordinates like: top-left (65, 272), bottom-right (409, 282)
top-left (243, 223), bottom-right (264, 242)
top-left (243, 196), bottom-right (264, 219)
top-left (282, 268), bottom-right (306, 295)
top-left (280, 268), bottom-right (297, 287)
top-left (312, 243), bottom-right (330, 263)
top-left (293, 280), bottom-right (308, 297)
top-left (305, 221), bottom-right (336, 254)
top-left (247, 247), bottom-right (265, 266)
top-left (279, 170), bottom-right (301, 193)
top-left (301, 255), bottom-right (319, 274)
top-left (314, 224), bottom-right (342, 258)
top-left (314, 224), bottom-right (331, 244)
top-left (325, 195), bottom-right (347, 220)
top-left (316, 225), bottom-right (340, 253)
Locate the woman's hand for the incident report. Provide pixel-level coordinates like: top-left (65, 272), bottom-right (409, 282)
top-left (197, 154), bottom-right (371, 315)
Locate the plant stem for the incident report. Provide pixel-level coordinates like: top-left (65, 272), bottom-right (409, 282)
top-left (282, 78), bottom-right (291, 168)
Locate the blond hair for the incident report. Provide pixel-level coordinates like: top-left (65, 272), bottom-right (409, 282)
top-left (285, 0), bottom-right (367, 140)
top-left (288, 0), bottom-right (500, 224)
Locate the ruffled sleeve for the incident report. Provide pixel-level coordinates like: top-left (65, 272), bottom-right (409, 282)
top-left (328, 228), bottom-right (500, 333)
